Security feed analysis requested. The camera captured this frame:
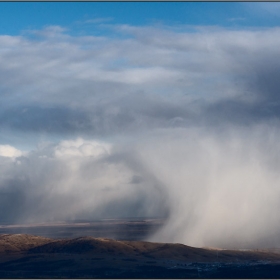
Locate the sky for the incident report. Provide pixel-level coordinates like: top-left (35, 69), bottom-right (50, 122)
top-left (1, 2), bottom-right (280, 249)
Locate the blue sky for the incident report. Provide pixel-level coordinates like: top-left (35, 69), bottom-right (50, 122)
top-left (2, 2), bottom-right (280, 248)
top-left (1, 2), bottom-right (280, 37)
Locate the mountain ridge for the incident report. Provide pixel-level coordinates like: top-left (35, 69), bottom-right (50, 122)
top-left (1, 233), bottom-right (280, 262)
top-left (1, 234), bottom-right (280, 278)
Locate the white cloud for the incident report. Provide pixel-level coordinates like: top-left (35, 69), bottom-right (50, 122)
top-left (54, 138), bottom-right (111, 158)
top-left (0, 145), bottom-right (23, 158)
top-left (1, 24), bottom-right (280, 114)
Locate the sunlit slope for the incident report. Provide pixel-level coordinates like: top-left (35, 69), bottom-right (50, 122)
top-left (0, 234), bottom-right (53, 253)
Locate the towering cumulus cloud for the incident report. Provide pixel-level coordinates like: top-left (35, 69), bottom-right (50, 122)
top-left (1, 23), bottom-right (280, 248)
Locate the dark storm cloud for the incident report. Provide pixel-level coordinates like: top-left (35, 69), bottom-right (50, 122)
top-left (203, 98), bottom-right (280, 126)
top-left (203, 32), bottom-right (280, 124)
top-left (248, 58), bottom-right (280, 107)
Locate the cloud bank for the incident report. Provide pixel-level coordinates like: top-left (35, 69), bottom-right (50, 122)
top-left (1, 24), bottom-right (280, 248)
top-left (2, 25), bottom-right (280, 136)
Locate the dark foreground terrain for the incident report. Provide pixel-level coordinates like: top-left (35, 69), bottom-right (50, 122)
top-left (1, 234), bottom-right (280, 278)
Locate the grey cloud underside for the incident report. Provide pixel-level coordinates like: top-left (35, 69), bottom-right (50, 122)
top-left (0, 100), bottom-right (196, 136)
top-left (204, 98), bottom-right (280, 126)
top-left (2, 97), bottom-right (280, 136)
top-left (0, 106), bottom-right (91, 134)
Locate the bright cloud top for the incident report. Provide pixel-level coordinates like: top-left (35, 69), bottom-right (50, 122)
top-left (0, 145), bottom-right (23, 158)
top-left (54, 138), bottom-right (111, 158)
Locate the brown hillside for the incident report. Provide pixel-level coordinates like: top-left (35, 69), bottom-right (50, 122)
top-left (1, 234), bottom-right (280, 278)
top-left (1, 234), bottom-right (280, 264)
top-left (26, 235), bottom-right (280, 263)
top-left (0, 234), bottom-right (53, 253)
top-left (29, 237), bottom-right (139, 255)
